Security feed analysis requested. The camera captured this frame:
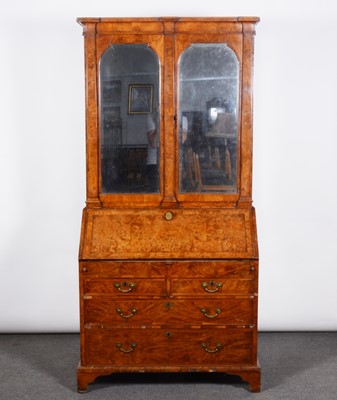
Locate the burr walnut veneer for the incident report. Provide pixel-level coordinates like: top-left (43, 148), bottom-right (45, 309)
top-left (77, 17), bottom-right (260, 392)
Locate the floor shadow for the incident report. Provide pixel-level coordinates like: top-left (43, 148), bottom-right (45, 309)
top-left (88, 372), bottom-right (249, 395)
top-left (94, 371), bottom-right (245, 389)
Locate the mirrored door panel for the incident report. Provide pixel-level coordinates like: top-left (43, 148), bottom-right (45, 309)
top-left (178, 44), bottom-right (239, 193)
top-left (100, 44), bottom-right (160, 193)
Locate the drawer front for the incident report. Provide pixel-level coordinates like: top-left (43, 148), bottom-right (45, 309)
top-left (81, 261), bottom-right (256, 279)
top-left (85, 299), bottom-right (163, 325)
top-left (170, 261), bottom-right (254, 279)
top-left (84, 278), bottom-right (166, 296)
top-left (80, 261), bottom-right (165, 278)
top-left (84, 329), bottom-right (253, 366)
top-left (172, 278), bottom-right (252, 296)
top-left (84, 299), bottom-right (254, 326)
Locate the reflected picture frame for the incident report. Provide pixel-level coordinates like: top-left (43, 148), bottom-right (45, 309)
top-left (128, 84), bottom-right (153, 115)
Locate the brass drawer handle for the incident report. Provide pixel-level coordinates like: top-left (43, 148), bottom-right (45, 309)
top-left (201, 342), bottom-right (222, 353)
top-left (116, 308), bottom-right (137, 319)
top-left (201, 281), bottom-right (223, 293)
top-left (114, 282), bottom-right (136, 293)
top-left (200, 307), bottom-right (222, 319)
top-left (116, 342), bottom-right (137, 353)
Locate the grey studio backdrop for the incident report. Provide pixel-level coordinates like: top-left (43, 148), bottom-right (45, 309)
top-left (0, 0), bottom-right (337, 333)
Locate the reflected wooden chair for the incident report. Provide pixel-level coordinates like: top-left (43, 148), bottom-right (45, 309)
top-left (185, 147), bottom-right (199, 191)
top-left (192, 151), bottom-right (234, 192)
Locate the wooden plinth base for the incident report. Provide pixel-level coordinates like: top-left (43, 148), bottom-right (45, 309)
top-left (77, 363), bottom-right (261, 393)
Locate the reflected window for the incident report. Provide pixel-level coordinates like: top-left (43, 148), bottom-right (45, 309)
top-left (100, 44), bottom-right (160, 193)
top-left (178, 44), bottom-right (239, 193)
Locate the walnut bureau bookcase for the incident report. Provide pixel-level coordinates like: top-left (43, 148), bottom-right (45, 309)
top-left (77, 17), bottom-right (260, 393)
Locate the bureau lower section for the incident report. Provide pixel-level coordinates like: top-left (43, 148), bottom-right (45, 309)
top-left (78, 260), bottom-right (260, 392)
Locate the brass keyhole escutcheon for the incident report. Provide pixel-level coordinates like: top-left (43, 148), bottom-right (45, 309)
top-left (164, 302), bottom-right (173, 310)
top-left (164, 332), bottom-right (173, 338)
top-left (164, 211), bottom-right (173, 221)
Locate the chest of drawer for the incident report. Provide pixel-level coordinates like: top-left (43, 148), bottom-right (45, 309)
top-left (84, 328), bottom-right (253, 367)
top-left (84, 298), bottom-right (254, 326)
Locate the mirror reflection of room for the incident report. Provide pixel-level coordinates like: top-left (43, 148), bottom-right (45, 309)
top-left (145, 113), bottom-right (159, 192)
top-left (100, 44), bottom-right (160, 193)
top-left (178, 44), bottom-right (239, 194)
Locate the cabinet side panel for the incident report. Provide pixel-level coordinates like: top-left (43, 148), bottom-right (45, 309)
top-left (238, 25), bottom-right (256, 206)
top-left (82, 23), bottom-right (100, 207)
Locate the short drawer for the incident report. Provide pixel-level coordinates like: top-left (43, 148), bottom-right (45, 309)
top-left (170, 261), bottom-right (255, 279)
top-left (84, 278), bottom-right (166, 296)
top-left (84, 298), bottom-right (254, 326)
top-left (80, 261), bottom-right (165, 278)
top-left (84, 328), bottom-right (253, 367)
top-left (172, 278), bottom-right (253, 296)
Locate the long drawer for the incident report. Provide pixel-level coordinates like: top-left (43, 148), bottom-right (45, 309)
top-left (84, 298), bottom-right (254, 326)
top-left (81, 261), bottom-right (255, 279)
top-left (84, 328), bottom-right (253, 366)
